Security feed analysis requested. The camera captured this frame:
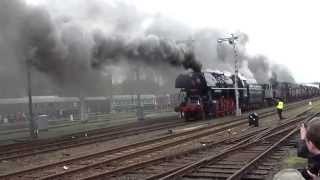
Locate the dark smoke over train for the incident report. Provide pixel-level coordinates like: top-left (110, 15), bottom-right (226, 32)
top-left (0, 0), bottom-right (296, 98)
top-left (91, 33), bottom-right (202, 72)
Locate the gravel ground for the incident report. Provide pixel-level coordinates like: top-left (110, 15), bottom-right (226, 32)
top-left (0, 117), bottom-right (223, 175)
top-left (0, 99), bottom-right (318, 177)
top-left (0, 126), bottom-right (169, 175)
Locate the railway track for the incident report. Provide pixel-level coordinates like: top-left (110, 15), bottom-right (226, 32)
top-left (0, 116), bottom-right (256, 179)
top-left (0, 111), bottom-right (170, 136)
top-left (148, 112), bottom-right (319, 180)
top-left (0, 99), bottom-right (310, 162)
top-left (0, 102), bottom-right (312, 179)
top-left (0, 113), bottom-right (177, 147)
top-left (0, 119), bottom-right (184, 161)
top-left (72, 113), bottom-right (314, 180)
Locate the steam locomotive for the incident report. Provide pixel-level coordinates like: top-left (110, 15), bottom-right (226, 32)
top-left (175, 70), bottom-right (320, 121)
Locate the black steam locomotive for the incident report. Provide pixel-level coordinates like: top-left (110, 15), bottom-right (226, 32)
top-left (175, 71), bottom-right (320, 121)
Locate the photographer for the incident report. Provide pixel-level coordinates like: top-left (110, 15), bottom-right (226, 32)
top-left (298, 118), bottom-right (320, 179)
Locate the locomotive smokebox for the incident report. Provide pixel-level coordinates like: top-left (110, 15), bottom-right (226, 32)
top-left (175, 73), bottom-right (206, 89)
top-left (248, 112), bottom-right (259, 127)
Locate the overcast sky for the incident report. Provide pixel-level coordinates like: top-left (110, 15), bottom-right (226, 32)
top-left (26, 0), bottom-right (319, 83)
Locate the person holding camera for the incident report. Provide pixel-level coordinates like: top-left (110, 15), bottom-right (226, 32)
top-left (298, 118), bottom-right (320, 179)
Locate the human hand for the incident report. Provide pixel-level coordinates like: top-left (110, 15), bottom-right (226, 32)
top-left (300, 123), bottom-right (307, 140)
top-left (307, 169), bottom-right (320, 180)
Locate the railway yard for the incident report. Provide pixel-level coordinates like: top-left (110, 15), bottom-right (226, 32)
top-left (2, 1), bottom-right (320, 179)
top-left (0, 98), bottom-right (319, 180)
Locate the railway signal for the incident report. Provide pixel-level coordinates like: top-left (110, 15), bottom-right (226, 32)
top-left (217, 34), bottom-right (242, 116)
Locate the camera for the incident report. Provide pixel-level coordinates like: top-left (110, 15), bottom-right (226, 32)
top-left (298, 163), bottom-right (319, 179)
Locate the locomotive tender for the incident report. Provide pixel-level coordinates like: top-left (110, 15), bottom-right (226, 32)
top-left (175, 70), bottom-right (320, 121)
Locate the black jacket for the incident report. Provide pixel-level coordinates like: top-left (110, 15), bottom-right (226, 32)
top-left (297, 140), bottom-right (320, 179)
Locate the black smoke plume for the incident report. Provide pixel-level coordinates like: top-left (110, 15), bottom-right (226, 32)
top-left (0, 0), bottom-right (202, 97)
top-left (91, 33), bottom-right (202, 72)
top-left (0, 0), bottom-right (296, 98)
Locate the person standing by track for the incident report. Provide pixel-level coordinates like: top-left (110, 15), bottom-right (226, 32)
top-left (276, 98), bottom-right (284, 120)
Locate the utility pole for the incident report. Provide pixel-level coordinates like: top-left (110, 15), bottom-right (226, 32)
top-left (26, 58), bottom-right (38, 139)
top-left (217, 34), bottom-right (242, 116)
top-left (135, 67), bottom-right (144, 120)
top-left (79, 92), bottom-right (87, 122)
top-left (108, 74), bottom-right (113, 113)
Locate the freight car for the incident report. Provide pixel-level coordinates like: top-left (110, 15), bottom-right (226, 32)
top-left (111, 94), bottom-right (182, 112)
top-left (111, 95), bottom-right (157, 112)
top-left (175, 71), bottom-right (320, 121)
top-left (154, 94), bottom-right (183, 111)
top-left (0, 96), bottom-right (110, 123)
top-left (271, 83), bottom-right (320, 102)
top-left (0, 94), bottom-right (181, 123)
